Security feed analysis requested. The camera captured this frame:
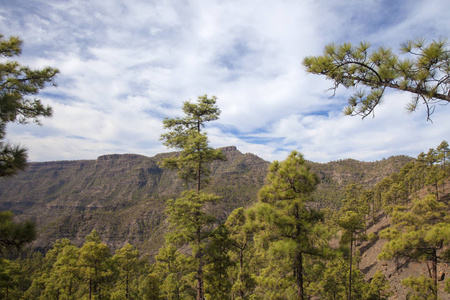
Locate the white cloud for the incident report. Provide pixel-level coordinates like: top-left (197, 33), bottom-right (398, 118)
top-left (1, 0), bottom-right (449, 163)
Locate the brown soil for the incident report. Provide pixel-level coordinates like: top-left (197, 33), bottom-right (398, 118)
top-left (358, 182), bottom-right (450, 299)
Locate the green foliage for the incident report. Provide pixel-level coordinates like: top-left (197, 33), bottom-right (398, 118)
top-left (78, 236), bottom-right (114, 299)
top-left (373, 141), bottom-right (450, 214)
top-left (0, 258), bottom-right (20, 299)
top-left (251, 151), bottom-right (325, 299)
top-left (309, 155), bottom-right (412, 208)
top-left (204, 225), bottom-right (233, 299)
top-left (113, 243), bottom-right (140, 299)
top-left (379, 194), bottom-right (450, 259)
top-left (159, 96), bottom-right (228, 300)
top-left (41, 243), bottom-right (79, 299)
top-left (85, 229), bottom-right (102, 243)
top-left (313, 251), bottom-right (386, 300)
top-left (154, 244), bottom-right (195, 299)
top-left (366, 270), bottom-right (392, 300)
top-left (259, 151), bottom-right (318, 200)
top-left (160, 94), bottom-right (225, 191)
top-left (338, 183), bottom-right (370, 239)
top-left (137, 273), bottom-right (162, 300)
top-left (303, 38), bottom-right (450, 120)
top-left (164, 190), bottom-right (220, 299)
top-left (376, 143), bottom-right (450, 299)
top-left (402, 275), bottom-right (436, 300)
top-left (23, 239), bottom-right (72, 298)
top-left (0, 210), bottom-right (36, 255)
top-left (6, 231), bottom-right (171, 299)
top-left (165, 190), bottom-right (218, 248)
top-left (225, 207), bottom-right (256, 299)
top-left (0, 33), bottom-right (58, 176)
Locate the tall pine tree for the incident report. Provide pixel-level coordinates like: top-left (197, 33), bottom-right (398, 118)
top-left (160, 95), bottom-right (225, 300)
top-left (253, 151), bottom-right (323, 300)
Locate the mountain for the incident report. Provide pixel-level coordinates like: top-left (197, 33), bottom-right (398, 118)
top-left (0, 146), bottom-right (412, 255)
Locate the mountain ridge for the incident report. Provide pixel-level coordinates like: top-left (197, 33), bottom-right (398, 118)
top-left (0, 146), bottom-right (412, 255)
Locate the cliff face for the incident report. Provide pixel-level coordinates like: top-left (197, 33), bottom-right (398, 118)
top-left (0, 147), bottom-right (269, 254)
top-left (0, 146), bottom-right (411, 255)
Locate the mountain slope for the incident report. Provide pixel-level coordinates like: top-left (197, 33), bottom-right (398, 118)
top-left (0, 146), bottom-right (411, 255)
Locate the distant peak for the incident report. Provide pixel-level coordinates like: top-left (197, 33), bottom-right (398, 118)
top-left (221, 146), bottom-right (238, 152)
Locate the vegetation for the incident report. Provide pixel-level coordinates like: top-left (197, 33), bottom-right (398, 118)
top-left (159, 95), bottom-right (225, 300)
top-left (1, 142), bottom-right (446, 298)
top-left (0, 34), bottom-right (449, 299)
top-left (0, 33), bottom-right (53, 276)
top-left (251, 151), bottom-right (322, 300)
top-left (0, 34), bottom-right (58, 176)
top-left (376, 141), bottom-right (450, 300)
top-left (303, 38), bottom-right (450, 120)
top-left (0, 33), bottom-right (56, 266)
top-left (0, 211), bottom-right (36, 256)
top-left (1, 138), bottom-right (449, 299)
top-left (159, 94), bottom-right (225, 192)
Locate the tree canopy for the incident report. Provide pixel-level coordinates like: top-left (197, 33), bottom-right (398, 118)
top-left (0, 211), bottom-right (36, 255)
top-left (303, 38), bottom-right (450, 120)
top-left (0, 33), bottom-right (59, 176)
top-left (159, 94), bottom-right (225, 192)
top-left (253, 151), bottom-right (323, 300)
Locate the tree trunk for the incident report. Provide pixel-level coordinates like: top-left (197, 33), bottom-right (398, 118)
top-left (432, 248), bottom-right (438, 300)
top-left (196, 226), bottom-right (204, 300)
top-left (348, 235), bottom-right (353, 300)
top-left (239, 247), bottom-right (245, 299)
top-left (197, 164), bottom-right (201, 193)
top-left (296, 251), bottom-right (304, 300)
top-left (197, 260), bottom-right (204, 300)
top-left (197, 120), bottom-right (201, 194)
top-left (126, 272), bottom-right (129, 299)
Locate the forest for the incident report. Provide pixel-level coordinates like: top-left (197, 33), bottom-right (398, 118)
top-left (1, 35), bottom-right (450, 300)
top-left (1, 96), bottom-right (449, 300)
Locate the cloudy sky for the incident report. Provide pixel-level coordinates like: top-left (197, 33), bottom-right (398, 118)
top-left (1, 0), bottom-right (449, 163)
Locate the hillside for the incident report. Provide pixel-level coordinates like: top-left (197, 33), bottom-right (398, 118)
top-left (358, 181), bottom-right (450, 299)
top-left (0, 146), bottom-right (411, 255)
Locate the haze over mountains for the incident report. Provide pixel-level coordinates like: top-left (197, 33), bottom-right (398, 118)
top-left (0, 146), bottom-right (412, 255)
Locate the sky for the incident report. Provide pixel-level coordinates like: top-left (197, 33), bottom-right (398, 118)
top-left (1, 0), bottom-right (449, 163)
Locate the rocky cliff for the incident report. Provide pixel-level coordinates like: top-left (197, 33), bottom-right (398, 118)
top-left (0, 146), bottom-right (411, 255)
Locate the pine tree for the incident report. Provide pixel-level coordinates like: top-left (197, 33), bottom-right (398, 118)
top-left (159, 95), bottom-right (225, 300)
top-left (303, 38), bottom-right (450, 120)
top-left (204, 225), bottom-right (233, 299)
top-left (337, 183), bottom-right (372, 300)
top-left (402, 276), bottom-right (437, 300)
top-left (0, 258), bottom-right (20, 299)
top-left (337, 210), bottom-right (365, 300)
top-left (41, 244), bottom-right (80, 299)
top-left (78, 231), bottom-right (113, 300)
top-left (113, 243), bottom-right (140, 299)
top-left (0, 211), bottom-right (36, 256)
top-left (23, 239), bottom-right (73, 299)
top-left (154, 244), bottom-right (195, 299)
top-left (159, 94), bottom-right (225, 192)
top-left (0, 33), bottom-right (58, 176)
top-left (379, 194), bottom-right (450, 299)
top-left (253, 150), bottom-right (323, 300)
top-left (225, 207), bottom-right (256, 299)
top-left (165, 190), bottom-right (219, 299)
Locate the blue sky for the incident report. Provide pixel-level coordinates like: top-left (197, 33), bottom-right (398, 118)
top-left (1, 0), bottom-right (449, 163)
